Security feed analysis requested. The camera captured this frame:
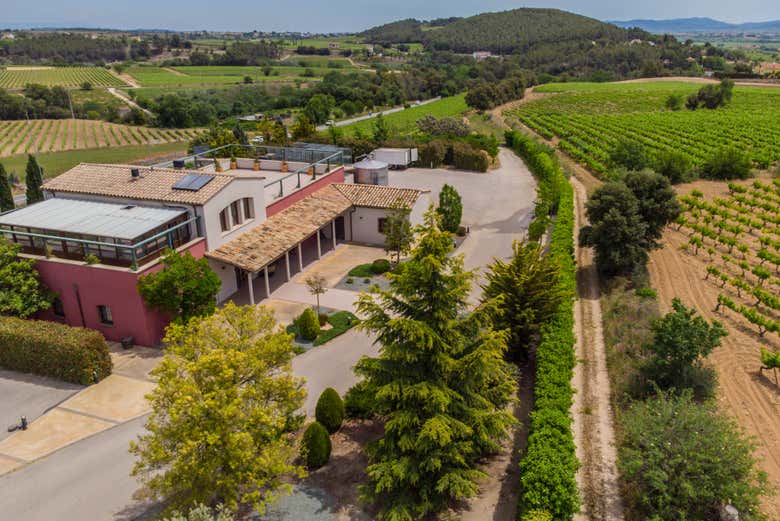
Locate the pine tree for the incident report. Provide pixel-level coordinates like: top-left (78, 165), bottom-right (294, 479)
top-left (0, 163), bottom-right (14, 212)
top-left (437, 184), bottom-right (462, 233)
top-left (25, 155), bottom-right (44, 204)
top-left (355, 209), bottom-right (516, 521)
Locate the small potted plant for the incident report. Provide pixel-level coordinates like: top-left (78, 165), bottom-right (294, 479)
top-left (253, 158), bottom-right (261, 171)
top-left (229, 155), bottom-right (237, 170)
top-left (214, 158), bottom-right (223, 172)
top-left (281, 161), bottom-right (288, 173)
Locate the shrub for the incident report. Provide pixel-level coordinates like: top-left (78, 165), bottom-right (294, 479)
top-left (300, 421), bottom-right (331, 469)
top-left (363, 278), bottom-right (371, 283)
top-left (315, 387), bottom-right (345, 433)
top-left (346, 277), bottom-right (354, 284)
top-left (318, 313), bottom-right (328, 326)
top-left (371, 258), bottom-right (391, 274)
top-left (344, 380), bottom-right (375, 419)
top-left (0, 316), bottom-right (112, 384)
top-left (419, 140), bottom-right (446, 168)
top-left (521, 511), bottom-right (553, 521)
top-left (700, 146), bottom-right (752, 180)
top-left (654, 149), bottom-right (693, 184)
top-left (296, 308), bottom-right (320, 341)
top-left (452, 142), bottom-right (490, 172)
top-left (609, 139), bottom-right (649, 171)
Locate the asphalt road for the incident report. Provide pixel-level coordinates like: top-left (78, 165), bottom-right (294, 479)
top-left (315, 97), bottom-right (440, 131)
top-left (0, 147), bottom-right (536, 520)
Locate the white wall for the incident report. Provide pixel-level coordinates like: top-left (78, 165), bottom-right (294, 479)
top-left (200, 178), bottom-right (267, 250)
top-left (210, 258), bottom-right (238, 303)
top-left (409, 193), bottom-right (432, 227)
top-left (350, 207), bottom-right (390, 246)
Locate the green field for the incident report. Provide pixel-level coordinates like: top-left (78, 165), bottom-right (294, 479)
top-left (279, 36), bottom-right (366, 51)
top-left (126, 64), bottom-right (362, 87)
top-left (1, 141), bottom-right (189, 181)
top-left (510, 81), bottom-right (780, 174)
top-left (340, 94), bottom-right (469, 137)
top-left (0, 67), bottom-right (126, 89)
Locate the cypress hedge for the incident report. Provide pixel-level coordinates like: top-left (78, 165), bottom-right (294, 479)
top-left (508, 131), bottom-right (580, 519)
top-left (301, 421), bottom-right (331, 469)
top-left (0, 316), bottom-right (112, 385)
top-left (315, 387), bottom-right (345, 433)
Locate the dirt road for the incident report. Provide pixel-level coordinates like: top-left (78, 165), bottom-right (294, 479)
top-left (571, 176), bottom-right (625, 521)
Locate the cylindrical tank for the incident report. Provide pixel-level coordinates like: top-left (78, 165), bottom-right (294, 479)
top-left (353, 158), bottom-right (389, 186)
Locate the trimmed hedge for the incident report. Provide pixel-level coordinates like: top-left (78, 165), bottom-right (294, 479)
top-left (0, 316), bottom-right (112, 385)
top-left (296, 308), bottom-right (320, 342)
top-left (315, 387), bottom-right (345, 433)
top-left (452, 141), bottom-right (490, 172)
top-left (301, 421), bottom-right (331, 469)
top-left (508, 131), bottom-right (580, 519)
top-left (371, 258), bottom-right (391, 274)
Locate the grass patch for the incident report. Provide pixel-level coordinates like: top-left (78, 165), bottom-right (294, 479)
top-left (1, 141), bottom-right (189, 180)
top-left (287, 310), bottom-right (359, 347)
top-left (348, 263), bottom-right (375, 277)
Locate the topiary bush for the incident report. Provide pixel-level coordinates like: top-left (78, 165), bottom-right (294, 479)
top-left (0, 316), bottom-right (112, 384)
top-left (315, 387), bottom-right (345, 433)
top-left (452, 142), bottom-right (490, 172)
top-left (296, 308), bottom-right (320, 341)
top-left (418, 139), bottom-right (446, 168)
top-left (371, 258), bottom-right (391, 274)
top-left (301, 421), bottom-right (331, 469)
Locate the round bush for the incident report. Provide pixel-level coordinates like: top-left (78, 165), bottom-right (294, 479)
top-left (371, 258), bottom-right (391, 274)
top-left (301, 421), bottom-right (331, 469)
top-left (296, 308), bottom-right (320, 341)
top-left (315, 387), bottom-right (345, 433)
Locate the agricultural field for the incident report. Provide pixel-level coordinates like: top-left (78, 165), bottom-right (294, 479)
top-left (0, 142), bottom-right (190, 181)
top-left (125, 64), bottom-right (360, 87)
top-left (340, 94), bottom-right (469, 137)
top-left (0, 66), bottom-right (126, 89)
top-left (509, 81), bottom-right (780, 175)
top-left (279, 36), bottom-right (367, 50)
top-left (0, 119), bottom-right (200, 158)
top-left (648, 177), bottom-right (780, 512)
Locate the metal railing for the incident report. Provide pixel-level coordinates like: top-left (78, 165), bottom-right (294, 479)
top-left (0, 216), bottom-right (201, 271)
top-left (265, 151), bottom-right (344, 199)
top-left (154, 144), bottom-right (351, 169)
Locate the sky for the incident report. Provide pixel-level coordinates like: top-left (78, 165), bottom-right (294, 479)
top-left (4, 0), bottom-right (780, 33)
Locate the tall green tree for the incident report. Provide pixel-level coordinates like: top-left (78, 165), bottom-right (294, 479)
top-left (0, 163), bottom-right (14, 212)
top-left (130, 303), bottom-right (306, 515)
top-left (619, 392), bottom-right (768, 520)
top-left (290, 114), bottom-right (315, 140)
top-left (641, 298), bottom-right (726, 398)
top-left (437, 183), bottom-right (462, 233)
top-left (382, 203), bottom-right (414, 265)
top-left (355, 209), bottom-right (515, 520)
top-left (622, 169), bottom-right (681, 245)
top-left (25, 155), bottom-right (44, 204)
top-left (303, 93), bottom-right (335, 125)
top-left (232, 124), bottom-right (248, 145)
top-left (482, 240), bottom-right (567, 357)
top-left (579, 182), bottom-right (650, 276)
top-left (372, 113), bottom-right (390, 145)
top-left (0, 238), bottom-right (53, 317)
top-left (608, 139), bottom-right (649, 171)
top-left (137, 248), bottom-right (221, 323)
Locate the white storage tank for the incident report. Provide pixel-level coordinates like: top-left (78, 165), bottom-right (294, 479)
top-left (353, 158), bottom-right (389, 186)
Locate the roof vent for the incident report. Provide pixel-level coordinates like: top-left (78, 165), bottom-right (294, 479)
top-left (130, 168), bottom-right (141, 178)
top-left (172, 160), bottom-right (185, 169)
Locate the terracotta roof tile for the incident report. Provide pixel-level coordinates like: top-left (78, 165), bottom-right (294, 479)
top-left (42, 163), bottom-right (237, 205)
top-left (331, 183), bottom-right (423, 209)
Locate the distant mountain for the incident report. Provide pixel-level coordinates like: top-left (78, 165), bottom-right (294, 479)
top-left (611, 17), bottom-right (780, 34)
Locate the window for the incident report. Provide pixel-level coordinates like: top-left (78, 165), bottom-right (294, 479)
top-left (97, 305), bottom-right (113, 326)
top-left (377, 217), bottom-right (387, 234)
top-left (230, 201), bottom-right (242, 227)
top-left (219, 208), bottom-right (230, 232)
top-left (53, 298), bottom-right (65, 318)
top-left (243, 198), bottom-right (254, 220)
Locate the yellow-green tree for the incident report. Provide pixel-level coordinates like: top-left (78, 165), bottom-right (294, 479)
top-left (130, 303), bottom-right (306, 515)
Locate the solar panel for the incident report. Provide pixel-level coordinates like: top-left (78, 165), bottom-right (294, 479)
top-left (173, 173), bottom-right (215, 191)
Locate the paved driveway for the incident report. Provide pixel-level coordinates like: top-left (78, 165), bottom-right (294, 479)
top-left (0, 371), bottom-right (81, 442)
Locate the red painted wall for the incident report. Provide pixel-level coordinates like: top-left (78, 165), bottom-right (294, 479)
top-left (266, 167), bottom-right (345, 217)
top-left (35, 239), bottom-right (207, 347)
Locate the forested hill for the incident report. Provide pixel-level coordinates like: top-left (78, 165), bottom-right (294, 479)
top-left (361, 8), bottom-right (645, 53)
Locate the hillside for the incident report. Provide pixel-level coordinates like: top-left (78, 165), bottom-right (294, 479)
top-left (611, 17), bottom-right (780, 34)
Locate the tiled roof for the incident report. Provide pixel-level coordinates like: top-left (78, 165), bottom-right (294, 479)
top-left (205, 185), bottom-right (353, 272)
top-left (42, 163), bottom-right (237, 205)
top-left (206, 183), bottom-right (425, 272)
top-left (331, 183), bottom-right (424, 209)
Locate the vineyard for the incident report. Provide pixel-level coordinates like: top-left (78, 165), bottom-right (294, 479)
top-left (340, 94), bottom-right (469, 137)
top-left (677, 180), bottom-right (780, 353)
top-left (509, 81), bottom-right (780, 175)
top-left (0, 67), bottom-right (126, 89)
top-left (0, 119), bottom-right (200, 158)
top-left (125, 64), bottom-right (363, 87)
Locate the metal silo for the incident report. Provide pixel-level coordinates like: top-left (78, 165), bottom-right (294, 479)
top-left (353, 158), bottom-right (389, 186)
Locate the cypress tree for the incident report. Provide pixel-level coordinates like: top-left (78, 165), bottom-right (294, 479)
top-left (0, 163), bottom-right (13, 212)
top-left (25, 155), bottom-right (44, 204)
top-left (355, 208), bottom-right (515, 520)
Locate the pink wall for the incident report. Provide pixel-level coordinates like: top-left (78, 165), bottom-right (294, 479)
top-left (266, 167), bottom-right (345, 217)
top-left (35, 239), bottom-right (207, 347)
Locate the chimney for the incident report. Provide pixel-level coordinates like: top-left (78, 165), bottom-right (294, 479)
top-left (131, 168), bottom-right (140, 178)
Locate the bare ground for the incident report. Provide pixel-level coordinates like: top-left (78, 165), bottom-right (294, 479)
top-left (571, 176), bottom-right (625, 521)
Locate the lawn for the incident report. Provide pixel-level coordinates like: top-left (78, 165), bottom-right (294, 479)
top-left (340, 94), bottom-right (469, 138)
top-left (0, 67), bottom-right (125, 89)
top-left (287, 310), bottom-right (360, 348)
top-left (511, 81), bottom-right (780, 174)
top-left (125, 65), bottom-right (366, 88)
top-left (0, 141), bottom-right (189, 181)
